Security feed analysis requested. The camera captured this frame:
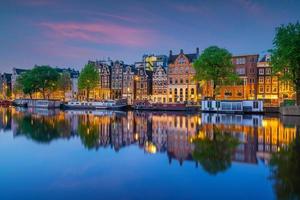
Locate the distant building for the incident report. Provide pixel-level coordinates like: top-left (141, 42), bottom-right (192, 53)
top-left (232, 54), bottom-right (259, 100)
top-left (122, 65), bottom-right (137, 105)
top-left (11, 68), bottom-right (29, 99)
top-left (111, 60), bottom-right (124, 100)
top-left (167, 48), bottom-right (199, 103)
top-left (152, 65), bottom-right (167, 103)
top-left (88, 60), bottom-right (112, 100)
top-left (142, 54), bottom-right (168, 71)
top-left (135, 63), bottom-right (153, 101)
top-left (257, 55), bottom-right (295, 106)
top-left (0, 73), bottom-right (12, 100)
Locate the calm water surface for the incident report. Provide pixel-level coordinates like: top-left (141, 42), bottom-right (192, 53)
top-left (0, 107), bottom-right (299, 200)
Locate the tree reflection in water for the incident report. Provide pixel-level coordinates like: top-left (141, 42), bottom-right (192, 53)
top-left (13, 112), bottom-right (72, 143)
top-left (78, 115), bottom-right (101, 150)
top-left (192, 128), bottom-right (239, 175)
top-left (269, 132), bottom-right (300, 200)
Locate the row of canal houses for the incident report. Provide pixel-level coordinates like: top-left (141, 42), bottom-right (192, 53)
top-left (0, 48), bottom-right (295, 106)
top-left (83, 49), bottom-right (200, 105)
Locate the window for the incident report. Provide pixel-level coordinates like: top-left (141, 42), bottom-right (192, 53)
top-left (272, 86), bottom-right (278, 93)
top-left (272, 76), bottom-right (278, 83)
top-left (236, 58), bottom-right (246, 64)
top-left (266, 76), bottom-right (271, 84)
top-left (259, 86), bottom-right (264, 93)
top-left (266, 85), bottom-right (271, 93)
top-left (180, 79), bottom-right (183, 84)
top-left (191, 88), bottom-right (195, 95)
top-left (253, 101), bottom-right (259, 109)
top-left (236, 68), bottom-right (245, 75)
top-left (169, 78), bottom-right (172, 84)
top-left (266, 68), bottom-right (271, 75)
top-left (259, 68), bottom-right (264, 75)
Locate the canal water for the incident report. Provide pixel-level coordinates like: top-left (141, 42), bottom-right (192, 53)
top-left (0, 107), bottom-right (299, 200)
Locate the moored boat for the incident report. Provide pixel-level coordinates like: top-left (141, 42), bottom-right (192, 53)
top-left (201, 100), bottom-right (264, 113)
top-left (64, 99), bottom-right (127, 110)
top-left (133, 100), bottom-right (199, 111)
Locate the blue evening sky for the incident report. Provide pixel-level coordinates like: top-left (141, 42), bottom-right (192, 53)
top-left (0, 0), bottom-right (299, 72)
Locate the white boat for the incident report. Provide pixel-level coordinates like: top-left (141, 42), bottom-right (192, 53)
top-left (201, 100), bottom-right (264, 113)
top-left (64, 100), bottom-right (127, 110)
top-left (27, 99), bottom-right (61, 109)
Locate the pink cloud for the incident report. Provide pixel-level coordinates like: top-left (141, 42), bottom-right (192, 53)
top-left (234, 0), bottom-right (263, 14)
top-left (39, 21), bottom-right (156, 47)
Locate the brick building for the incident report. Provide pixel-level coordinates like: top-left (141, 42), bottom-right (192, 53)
top-left (111, 60), bottom-right (124, 100)
top-left (152, 65), bottom-right (167, 103)
top-left (167, 49), bottom-right (199, 103)
top-left (122, 65), bottom-right (137, 105)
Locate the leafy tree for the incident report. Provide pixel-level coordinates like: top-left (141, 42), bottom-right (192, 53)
top-left (57, 71), bottom-right (71, 101)
top-left (16, 70), bottom-right (37, 99)
top-left (270, 22), bottom-right (300, 105)
top-left (31, 66), bottom-right (60, 99)
top-left (194, 46), bottom-right (240, 99)
top-left (192, 128), bottom-right (239, 175)
top-left (78, 63), bottom-right (99, 100)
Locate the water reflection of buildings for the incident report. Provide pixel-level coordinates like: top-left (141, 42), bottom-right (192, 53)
top-left (0, 107), bottom-right (297, 166)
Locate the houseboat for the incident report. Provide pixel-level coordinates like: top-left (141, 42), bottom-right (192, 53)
top-left (201, 100), bottom-right (263, 113)
top-left (133, 100), bottom-right (199, 111)
top-left (12, 99), bottom-right (29, 107)
top-left (64, 99), bottom-right (127, 110)
top-left (13, 99), bottom-right (61, 109)
top-left (27, 99), bottom-right (62, 109)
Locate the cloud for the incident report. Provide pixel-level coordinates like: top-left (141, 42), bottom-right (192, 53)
top-left (39, 21), bottom-right (157, 47)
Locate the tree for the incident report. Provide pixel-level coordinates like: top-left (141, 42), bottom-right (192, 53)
top-left (57, 71), bottom-right (71, 101)
top-left (270, 22), bottom-right (300, 105)
top-left (31, 66), bottom-right (60, 99)
top-left (194, 46), bottom-right (240, 99)
top-left (16, 70), bottom-right (37, 99)
top-left (78, 63), bottom-right (99, 100)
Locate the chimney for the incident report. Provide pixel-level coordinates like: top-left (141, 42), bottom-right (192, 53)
top-left (169, 50), bottom-right (172, 57)
top-left (196, 47), bottom-right (199, 55)
top-left (180, 49), bottom-right (183, 54)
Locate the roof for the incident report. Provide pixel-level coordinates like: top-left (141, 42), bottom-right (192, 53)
top-left (14, 68), bottom-right (29, 75)
top-left (259, 54), bottom-right (271, 62)
top-left (168, 53), bottom-right (198, 64)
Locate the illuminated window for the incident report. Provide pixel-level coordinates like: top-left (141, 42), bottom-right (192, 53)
top-left (259, 68), bottom-right (264, 75)
top-left (266, 68), bottom-right (271, 75)
top-left (259, 86), bottom-right (264, 93)
top-left (266, 76), bottom-right (271, 84)
top-left (266, 85), bottom-right (271, 93)
top-left (272, 76), bottom-right (278, 83)
top-left (259, 77), bottom-right (264, 83)
top-left (272, 86), bottom-right (278, 93)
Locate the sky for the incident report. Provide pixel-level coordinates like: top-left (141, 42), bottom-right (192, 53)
top-left (0, 0), bottom-right (300, 72)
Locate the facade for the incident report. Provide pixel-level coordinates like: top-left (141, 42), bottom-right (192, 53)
top-left (122, 65), bottom-right (136, 105)
top-left (142, 54), bottom-right (168, 71)
top-left (11, 68), bottom-right (29, 99)
top-left (135, 63), bottom-right (153, 101)
top-left (152, 65), bottom-right (167, 103)
top-left (257, 55), bottom-right (294, 107)
top-left (231, 54), bottom-right (259, 100)
top-left (0, 73), bottom-right (12, 100)
top-left (167, 49), bottom-right (199, 103)
top-left (111, 61), bottom-right (124, 100)
top-left (91, 60), bottom-right (112, 100)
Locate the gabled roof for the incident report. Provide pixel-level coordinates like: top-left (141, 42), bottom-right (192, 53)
top-left (168, 53), bottom-right (198, 64)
